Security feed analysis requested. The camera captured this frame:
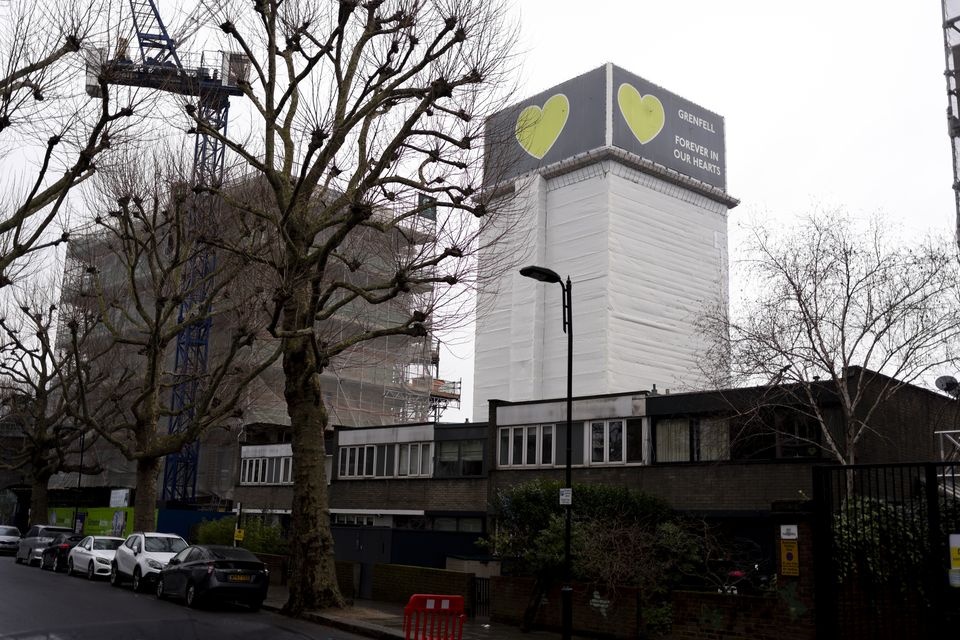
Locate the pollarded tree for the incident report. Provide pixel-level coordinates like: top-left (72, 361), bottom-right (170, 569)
top-left (698, 213), bottom-right (960, 464)
top-left (0, 0), bottom-right (139, 287)
top-left (0, 282), bottom-right (104, 523)
top-left (184, 0), bottom-right (521, 613)
top-left (65, 149), bottom-right (282, 531)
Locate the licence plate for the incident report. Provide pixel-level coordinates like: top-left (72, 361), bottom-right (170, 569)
top-left (228, 574), bottom-right (252, 582)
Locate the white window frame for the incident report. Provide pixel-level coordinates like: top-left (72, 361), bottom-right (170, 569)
top-left (589, 420), bottom-right (626, 465)
top-left (497, 425), bottom-right (555, 468)
top-left (338, 443), bottom-right (431, 479)
top-left (240, 455), bottom-right (295, 485)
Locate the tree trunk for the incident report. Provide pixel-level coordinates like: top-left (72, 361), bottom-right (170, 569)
top-left (133, 457), bottom-right (160, 531)
top-left (28, 473), bottom-right (52, 526)
top-left (282, 330), bottom-right (345, 615)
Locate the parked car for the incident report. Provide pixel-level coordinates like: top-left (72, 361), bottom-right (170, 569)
top-left (67, 535), bottom-right (124, 579)
top-left (15, 525), bottom-right (74, 566)
top-left (155, 545), bottom-right (268, 610)
top-left (0, 525), bottom-right (20, 555)
top-left (111, 532), bottom-right (188, 592)
top-left (40, 533), bottom-right (85, 572)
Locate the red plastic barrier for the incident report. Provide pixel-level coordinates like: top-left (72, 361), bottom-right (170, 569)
top-left (403, 594), bottom-right (467, 640)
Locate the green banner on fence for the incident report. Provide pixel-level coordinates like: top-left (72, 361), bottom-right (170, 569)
top-left (47, 507), bottom-right (155, 538)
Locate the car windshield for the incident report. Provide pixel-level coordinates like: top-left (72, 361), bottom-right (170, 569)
top-left (144, 536), bottom-right (187, 553)
top-left (0, 526), bottom-right (19, 536)
top-left (44, 528), bottom-right (72, 536)
top-left (93, 539), bottom-right (122, 551)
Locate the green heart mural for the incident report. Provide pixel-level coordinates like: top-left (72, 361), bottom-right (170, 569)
top-left (515, 94), bottom-right (569, 159)
top-left (618, 83), bottom-right (665, 144)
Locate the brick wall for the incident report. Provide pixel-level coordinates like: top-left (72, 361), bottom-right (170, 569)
top-left (491, 462), bottom-right (815, 513)
top-left (671, 591), bottom-right (814, 640)
top-left (490, 577), bottom-right (640, 638)
top-left (370, 564), bottom-right (475, 609)
top-left (336, 561), bottom-right (358, 599)
top-left (330, 477), bottom-right (488, 512)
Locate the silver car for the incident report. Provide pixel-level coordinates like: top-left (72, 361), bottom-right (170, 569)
top-left (0, 525), bottom-right (20, 555)
top-left (15, 525), bottom-right (74, 566)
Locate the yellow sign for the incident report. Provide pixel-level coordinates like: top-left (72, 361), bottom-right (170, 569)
top-left (234, 528), bottom-right (244, 542)
top-left (950, 534), bottom-right (960, 570)
top-left (780, 540), bottom-right (799, 577)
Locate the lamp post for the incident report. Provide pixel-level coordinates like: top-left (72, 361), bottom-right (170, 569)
top-left (519, 265), bottom-right (573, 640)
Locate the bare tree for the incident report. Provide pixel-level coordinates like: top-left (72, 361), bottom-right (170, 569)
top-left (0, 0), bottom-right (139, 287)
top-left (65, 150), bottom-right (281, 532)
top-left (175, 0), bottom-right (522, 613)
top-left (698, 213), bottom-right (960, 464)
top-left (0, 282), bottom-right (103, 524)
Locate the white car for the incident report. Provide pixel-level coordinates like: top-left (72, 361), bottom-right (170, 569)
top-left (67, 536), bottom-right (124, 579)
top-left (111, 532), bottom-right (188, 592)
top-left (0, 525), bottom-right (20, 556)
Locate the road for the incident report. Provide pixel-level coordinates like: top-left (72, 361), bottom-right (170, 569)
top-left (0, 554), bottom-right (365, 640)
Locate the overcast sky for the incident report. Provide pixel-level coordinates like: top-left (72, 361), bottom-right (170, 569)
top-left (437, 1), bottom-right (955, 422)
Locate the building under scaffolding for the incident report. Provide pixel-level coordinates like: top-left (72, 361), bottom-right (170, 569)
top-left (50, 193), bottom-right (461, 508)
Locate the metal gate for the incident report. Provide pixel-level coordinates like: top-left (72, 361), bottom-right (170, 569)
top-left (473, 577), bottom-right (490, 618)
top-left (813, 463), bottom-right (960, 639)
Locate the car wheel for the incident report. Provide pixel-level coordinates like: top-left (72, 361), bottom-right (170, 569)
top-left (132, 567), bottom-right (142, 593)
top-left (185, 583), bottom-right (199, 608)
top-left (110, 563), bottom-right (121, 587)
top-left (40, 555), bottom-right (48, 570)
top-left (87, 562), bottom-right (95, 580)
top-left (52, 555), bottom-right (61, 573)
top-left (155, 577), bottom-right (165, 600)
top-left (67, 558), bottom-right (74, 576)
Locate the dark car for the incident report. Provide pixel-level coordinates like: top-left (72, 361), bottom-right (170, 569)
top-left (155, 545), bottom-right (268, 610)
top-left (40, 534), bottom-right (85, 572)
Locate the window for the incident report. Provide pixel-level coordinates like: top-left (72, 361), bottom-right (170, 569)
top-left (590, 420), bottom-right (625, 464)
top-left (339, 443), bottom-right (431, 478)
top-left (626, 418), bottom-right (643, 462)
top-left (435, 440), bottom-right (484, 477)
top-left (461, 440), bottom-right (483, 475)
top-left (541, 426), bottom-right (553, 465)
top-left (240, 455), bottom-right (294, 485)
top-left (364, 446), bottom-right (375, 475)
top-left (656, 418), bottom-right (690, 462)
top-left (499, 425), bottom-right (577, 467)
top-left (655, 417), bottom-right (733, 463)
top-left (697, 418), bottom-right (730, 461)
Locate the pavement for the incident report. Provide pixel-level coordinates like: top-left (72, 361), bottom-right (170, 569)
top-left (263, 585), bottom-right (597, 640)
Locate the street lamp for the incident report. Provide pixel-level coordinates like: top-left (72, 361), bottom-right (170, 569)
top-left (519, 264), bottom-right (573, 640)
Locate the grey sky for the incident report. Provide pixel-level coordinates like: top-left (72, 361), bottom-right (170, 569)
top-left (438, 1), bottom-right (954, 421)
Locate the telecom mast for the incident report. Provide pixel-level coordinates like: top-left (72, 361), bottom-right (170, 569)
top-left (86, 0), bottom-right (248, 503)
top-left (942, 1), bottom-right (960, 243)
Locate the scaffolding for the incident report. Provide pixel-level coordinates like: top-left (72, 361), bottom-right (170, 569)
top-left (942, 0), bottom-right (960, 243)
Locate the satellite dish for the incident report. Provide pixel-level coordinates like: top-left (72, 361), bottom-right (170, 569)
top-left (936, 375), bottom-right (959, 396)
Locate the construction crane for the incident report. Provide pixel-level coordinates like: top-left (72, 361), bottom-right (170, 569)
top-left (86, 0), bottom-right (248, 503)
top-left (942, 1), bottom-right (960, 245)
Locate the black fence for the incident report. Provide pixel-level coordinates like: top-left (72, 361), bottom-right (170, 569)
top-left (813, 463), bottom-right (960, 639)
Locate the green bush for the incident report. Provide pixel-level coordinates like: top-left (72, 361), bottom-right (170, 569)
top-left (194, 515), bottom-right (288, 555)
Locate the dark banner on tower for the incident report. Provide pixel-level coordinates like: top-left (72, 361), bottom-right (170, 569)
top-left (484, 64), bottom-right (726, 191)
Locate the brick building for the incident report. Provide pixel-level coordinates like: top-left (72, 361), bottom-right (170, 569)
top-left (232, 367), bottom-right (959, 580)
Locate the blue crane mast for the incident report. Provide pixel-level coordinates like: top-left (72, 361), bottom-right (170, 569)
top-left (87, 0), bottom-right (246, 503)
